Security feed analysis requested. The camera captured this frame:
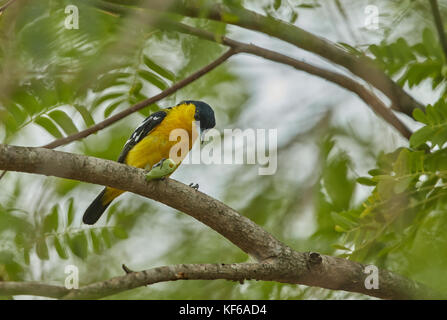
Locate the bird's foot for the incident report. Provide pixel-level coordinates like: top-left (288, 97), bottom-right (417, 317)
top-left (189, 183), bottom-right (199, 190)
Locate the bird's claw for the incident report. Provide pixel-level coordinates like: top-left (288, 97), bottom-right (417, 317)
top-left (189, 183), bottom-right (199, 190)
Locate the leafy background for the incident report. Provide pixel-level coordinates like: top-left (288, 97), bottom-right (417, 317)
top-left (0, 0), bottom-right (447, 299)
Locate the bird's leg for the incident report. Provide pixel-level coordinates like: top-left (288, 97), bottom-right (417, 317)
top-left (189, 183), bottom-right (199, 190)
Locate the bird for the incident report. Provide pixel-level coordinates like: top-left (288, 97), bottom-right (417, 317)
top-left (82, 100), bottom-right (216, 225)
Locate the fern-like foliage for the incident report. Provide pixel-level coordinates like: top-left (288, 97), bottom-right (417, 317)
top-left (369, 28), bottom-right (446, 98)
top-left (410, 100), bottom-right (447, 149)
top-left (0, 0), bottom-right (180, 142)
top-left (334, 116), bottom-right (447, 267)
top-left (0, 190), bottom-right (154, 283)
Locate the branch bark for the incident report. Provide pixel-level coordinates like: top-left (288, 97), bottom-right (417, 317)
top-left (0, 144), bottom-right (442, 299)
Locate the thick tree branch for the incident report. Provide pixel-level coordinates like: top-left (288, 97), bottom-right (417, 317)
top-left (0, 144), bottom-right (442, 299)
top-left (429, 0), bottom-right (447, 61)
top-left (118, 0), bottom-right (423, 116)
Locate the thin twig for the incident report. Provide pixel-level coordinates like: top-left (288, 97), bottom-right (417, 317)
top-left (429, 0), bottom-right (447, 61)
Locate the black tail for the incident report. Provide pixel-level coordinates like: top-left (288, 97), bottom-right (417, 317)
top-left (82, 189), bottom-right (111, 225)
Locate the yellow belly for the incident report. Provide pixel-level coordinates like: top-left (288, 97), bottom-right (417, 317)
top-left (126, 134), bottom-right (172, 169)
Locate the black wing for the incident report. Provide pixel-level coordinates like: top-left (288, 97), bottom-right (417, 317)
top-left (117, 110), bottom-right (167, 163)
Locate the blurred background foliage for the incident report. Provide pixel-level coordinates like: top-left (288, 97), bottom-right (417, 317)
top-left (0, 0), bottom-right (447, 299)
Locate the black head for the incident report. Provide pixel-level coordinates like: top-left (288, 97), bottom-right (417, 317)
top-left (183, 100), bottom-right (216, 132)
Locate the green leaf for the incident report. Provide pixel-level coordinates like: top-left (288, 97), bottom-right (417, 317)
top-left (101, 228), bottom-right (112, 248)
top-left (74, 104), bottom-right (95, 127)
top-left (36, 238), bottom-right (49, 260)
top-left (323, 157), bottom-right (355, 210)
top-left (67, 198), bottom-right (75, 227)
top-left (5, 261), bottom-right (24, 281)
top-left (410, 126), bottom-right (434, 148)
top-left (431, 126), bottom-right (447, 148)
top-left (23, 248), bottom-right (30, 265)
top-left (368, 169), bottom-right (386, 176)
top-left (289, 10), bottom-right (298, 23)
top-left (104, 99), bottom-right (125, 118)
top-left (92, 92), bottom-right (124, 110)
top-left (331, 244), bottom-right (352, 251)
top-left (331, 212), bottom-right (357, 230)
top-left (138, 70), bottom-right (168, 90)
top-left (90, 230), bottom-right (103, 254)
top-left (48, 110), bottom-right (78, 135)
top-left (7, 104), bottom-right (28, 125)
top-left (297, 3), bottom-right (320, 8)
top-left (43, 205), bottom-right (59, 233)
top-left (129, 81), bottom-right (143, 97)
top-left (53, 236), bottom-right (68, 260)
top-left (273, 0), bottom-right (281, 10)
top-left (34, 116), bottom-right (64, 138)
top-left (369, 44), bottom-right (383, 60)
top-left (357, 177), bottom-right (376, 186)
top-left (112, 226), bottom-right (128, 239)
top-left (413, 108), bottom-right (429, 124)
top-left (377, 176), bottom-right (396, 199)
top-left (55, 80), bottom-right (73, 103)
top-left (334, 225), bottom-right (347, 233)
top-left (94, 72), bottom-right (131, 92)
top-left (67, 232), bottom-right (89, 260)
top-left (394, 176), bottom-right (413, 194)
top-left (12, 90), bottom-right (41, 115)
top-left (143, 56), bottom-right (175, 81)
top-left (422, 28), bottom-right (442, 59)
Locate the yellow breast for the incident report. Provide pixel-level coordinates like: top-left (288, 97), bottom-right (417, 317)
top-left (124, 103), bottom-right (198, 169)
